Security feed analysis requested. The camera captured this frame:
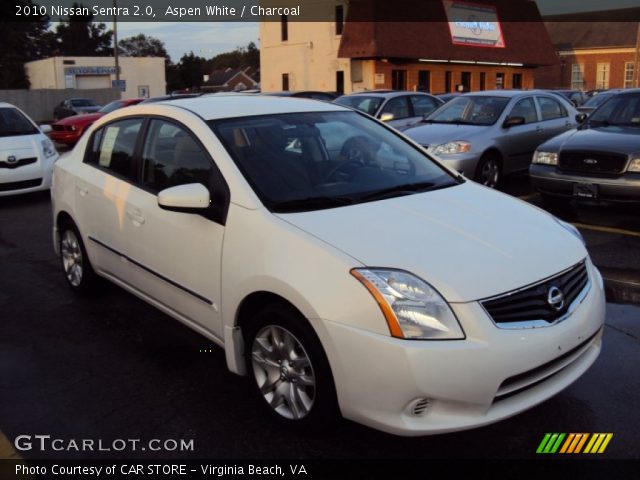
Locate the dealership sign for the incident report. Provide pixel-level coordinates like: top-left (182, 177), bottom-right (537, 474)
top-left (64, 66), bottom-right (118, 75)
top-left (444, 0), bottom-right (505, 48)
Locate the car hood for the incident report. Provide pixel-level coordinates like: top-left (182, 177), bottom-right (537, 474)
top-left (55, 112), bottom-right (103, 126)
top-left (277, 181), bottom-right (586, 302)
top-left (402, 123), bottom-right (487, 146)
top-left (0, 133), bottom-right (42, 156)
top-left (540, 125), bottom-right (640, 152)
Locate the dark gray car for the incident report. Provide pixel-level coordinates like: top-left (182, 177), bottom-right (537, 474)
top-left (334, 90), bottom-right (444, 130)
top-left (530, 89), bottom-right (640, 203)
top-left (402, 90), bottom-right (580, 187)
top-left (53, 98), bottom-right (101, 120)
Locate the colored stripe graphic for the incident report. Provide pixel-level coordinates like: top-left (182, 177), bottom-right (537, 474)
top-left (538, 433), bottom-right (613, 454)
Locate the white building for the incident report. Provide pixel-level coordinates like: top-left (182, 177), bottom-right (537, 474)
top-left (25, 56), bottom-right (166, 99)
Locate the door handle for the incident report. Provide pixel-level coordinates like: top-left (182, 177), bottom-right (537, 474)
top-left (126, 209), bottom-right (145, 225)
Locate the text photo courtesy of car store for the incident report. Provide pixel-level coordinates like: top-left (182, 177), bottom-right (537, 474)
top-left (261, 0), bottom-right (556, 94)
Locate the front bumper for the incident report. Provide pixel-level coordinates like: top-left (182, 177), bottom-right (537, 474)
top-left (430, 152), bottom-right (480, 178)
top-left (318, 260), bottom-right (605, 436)
top-left (0, 156), bottom-right (56, 197)
top-left (50, 130), bottom-right (81, 145)
top-left (530, 164), bottom-right (640, 202)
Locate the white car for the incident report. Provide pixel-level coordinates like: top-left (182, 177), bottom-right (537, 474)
top-left (0, 102), bottom-right (58, 196)
top-left (51, 96), bottom-right (605, 436)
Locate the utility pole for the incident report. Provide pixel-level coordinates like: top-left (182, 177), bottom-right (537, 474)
top-left (113, 0), bottom-right (120, 84)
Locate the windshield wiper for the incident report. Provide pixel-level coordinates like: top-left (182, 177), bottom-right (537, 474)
top-left (356, 181), bottom-right (455, 202)
top-left (272, 195), bottom-right (356, 213)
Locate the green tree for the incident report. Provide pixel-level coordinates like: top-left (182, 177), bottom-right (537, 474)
top-left (118, 34), bottom-right (169, 60)
top-left (178, 52), bottom-right (206, 90)
top-left (0, 0), bottom-right (52, 88)
top-left (53, 2), bottom-right (113, 56)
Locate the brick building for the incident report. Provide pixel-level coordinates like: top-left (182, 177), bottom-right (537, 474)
top-left (260, 0), bottom-right (557, 94)
top-left (535, 10), bottom-right (640, 90)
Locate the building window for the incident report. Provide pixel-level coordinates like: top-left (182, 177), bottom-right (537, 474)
top-left (496, 72), bottom-right (505, 89)
top-left (479, 72), bottom-right (486, 91)
top-left (336, 70), bottom-right (344, 95)
top-left (625, 62), bottom-right (635, 88)
top-left (418, 70), bottom-right (431, 92)
top-left (445, 71), bottom-right (452, 92)
top-left (281, 14), bottom-right (288, 41)
top-left (512, 73), bottom-right (522, 89)
top-left (392, 70), bottom-right (407, 90)
top-left (282, 73), bottom-right (289, 91)
top-left (461, 72), bottom-right (471, 92)
top-left (335, 5), bottom-right (344, 35)
top-left (571, 64), bottom-right (584, 90)
top-left (596, 63), bottom-right (610, 89)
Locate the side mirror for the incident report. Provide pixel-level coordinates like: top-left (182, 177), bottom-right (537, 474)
top-left (502, 116), bottom-right (525, 128)
top-left (39, 124), bottom-right (52, 134)
top-left (158, 183), bottom-right (210, 213)
top-left (379, 112), bottom-right (395, 122)
top-left (575, 113), bottom-right (587, 123)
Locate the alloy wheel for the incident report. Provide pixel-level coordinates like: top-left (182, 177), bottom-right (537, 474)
top-left (61, 229), bottom-right (83, 287)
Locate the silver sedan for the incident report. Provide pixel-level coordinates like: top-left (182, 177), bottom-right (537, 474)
top-left (402, 90), bottom-right (582, 187)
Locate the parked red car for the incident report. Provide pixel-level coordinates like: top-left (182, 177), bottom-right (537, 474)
top-left (50, 98), bottom-right (144, 146)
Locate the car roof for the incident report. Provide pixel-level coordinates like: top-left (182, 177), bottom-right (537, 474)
top-left (145, 95), bottom-right (348, 120)
top-left (0, 102), bottom-right (17, 108)
top-left (341, 90), bottom-right (435, 99)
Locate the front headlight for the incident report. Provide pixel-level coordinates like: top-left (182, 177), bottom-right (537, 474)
top-left (41, 138), bottom-right (57, 159)
top-left (351, 268), bottom-right (465, 340)
top-left (432, 141), bottom-right (471, 156)
top-left (554, 217), bottom-right (585, 245)
top-left (533, 151), bottom-right (558, 165)
top-left (628, 157), bottom-right (640, 172)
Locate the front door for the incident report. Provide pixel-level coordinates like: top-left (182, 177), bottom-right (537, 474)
top-left (123, 118), bottom-right (227, 337)
top-left (498, 97), bottom-right (541, 173)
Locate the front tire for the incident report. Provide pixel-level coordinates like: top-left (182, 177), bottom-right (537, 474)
top-left (245, 304), bottom-right (338, 427)
top-left (475, 152), bottom-right (501, 188)
top-left (59, 220), bottom-right (97, 294)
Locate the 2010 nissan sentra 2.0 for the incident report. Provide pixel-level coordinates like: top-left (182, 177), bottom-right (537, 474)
top-left (51, 95), bottom-right (605, 436)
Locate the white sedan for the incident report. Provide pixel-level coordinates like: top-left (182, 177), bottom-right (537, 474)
top-left (0, 102), bottom-right (58, 196)
top-left (51, 95), bottom-right (605, 436)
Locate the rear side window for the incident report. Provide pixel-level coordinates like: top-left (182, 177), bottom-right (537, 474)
top-left (509, 98), bottom-right (538, 124)
top-left (141, 119), bottom-right (212, 193)
top-left (86, 118), bottom-right (142, 181)
top-left (538, 96), bottom-right (568, 120)
top-left (381, 96), bottom-right (411, 119)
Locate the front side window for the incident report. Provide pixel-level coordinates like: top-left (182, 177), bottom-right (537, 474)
top-left (87, 118), bottom-right (142, 181)
top-left (71, 99), bottom-right (98, 107)
top-left (0, 108), bottom-right (37, 137)
top-left (537, 96), bottom-right (567, 120)
top-left (509, 98), bottom-right (538, 124)
top-left (334, 95), bottom-right (383, 116)
top-left (380, 97), bottom-right (410, 119)
top-left (141, 119), bottom-right (212, 193)
top-left (210, 111), bottom-right (459, 212)
top-left (427, 96), bottom-right (510, 126)
top-left (410, 95), bottom-right (439, 117)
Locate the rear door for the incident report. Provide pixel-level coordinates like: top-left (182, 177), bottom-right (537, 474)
top-left (122, 117), bottom-right (229, 337)
top-left (74, 117), bottom-right (144, 282)
top-left (536, 95), bottom-right (576, 140)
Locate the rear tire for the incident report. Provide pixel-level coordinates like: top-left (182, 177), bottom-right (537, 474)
top-left (245, 303), bottom-right (339, 429)
top-left (59, 220), bottom-right (97, 294)
top-left (474, 152), bottom-right (501, 188)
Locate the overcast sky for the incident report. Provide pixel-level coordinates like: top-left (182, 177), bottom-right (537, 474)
top-left (108, 0), bottom-right (637, 62)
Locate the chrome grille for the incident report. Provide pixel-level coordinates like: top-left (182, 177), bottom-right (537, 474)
top-left (481, 261), bottom-right (589, 328)
top-left (559, 151), bottom-right (627, 175)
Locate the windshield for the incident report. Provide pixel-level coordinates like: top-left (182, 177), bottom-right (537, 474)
top-left (0, 107), bottom-right (38, 137)
top-left (334, 96), bottom-right (383, 116)
top-left (98, 100), bottom-right (127, 114)
top-left (71, 99), bottom-right (98, 107)
top-left (210, 111), bottom-right (459, 212)
top-left (583, 93), bottom-right (614, 108)
top-left (426, 96), bottom-right (510, 125)
top-left (589, 94), bottom-right (640, 126)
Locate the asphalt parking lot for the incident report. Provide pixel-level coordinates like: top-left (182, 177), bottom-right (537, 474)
top-left (0, 178), bottom-right (639, 461)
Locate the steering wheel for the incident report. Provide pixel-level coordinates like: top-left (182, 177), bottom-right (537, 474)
top-left (323, 136), bottom-right (379, 182)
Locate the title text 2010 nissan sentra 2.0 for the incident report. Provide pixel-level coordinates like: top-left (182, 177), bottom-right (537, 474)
top-left (51, 96), bottom-right (605, 436)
